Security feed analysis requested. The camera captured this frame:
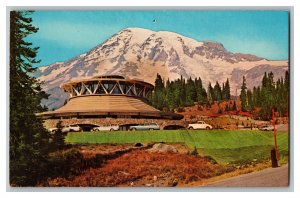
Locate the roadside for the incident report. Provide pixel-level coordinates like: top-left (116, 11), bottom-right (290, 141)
top-left (203, 163), bottom-right (289, 187)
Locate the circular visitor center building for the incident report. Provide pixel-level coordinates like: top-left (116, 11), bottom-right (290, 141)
top-left (39, 75), bottom-right (183, 120)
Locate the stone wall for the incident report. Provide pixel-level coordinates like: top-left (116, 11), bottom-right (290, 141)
top-left (43, 118), bottom-right (188, 130)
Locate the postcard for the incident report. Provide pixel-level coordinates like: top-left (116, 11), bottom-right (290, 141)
top-left (9, 9), bottom-right (289, 188)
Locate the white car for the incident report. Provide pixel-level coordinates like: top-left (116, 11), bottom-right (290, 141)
top-left (62, 124), bottom-right (82, 133)
top-left (260, 126), bottom-right (274, 131)
top-left (91, 125), bottom-right (119, 132)
top-left (188, 121), bottom-right (213, 130)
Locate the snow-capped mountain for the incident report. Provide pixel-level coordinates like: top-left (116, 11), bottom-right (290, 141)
top-left (35, 27), bottom-right (288, 110)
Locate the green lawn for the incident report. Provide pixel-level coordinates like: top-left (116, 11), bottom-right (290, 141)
top-left (65, 130), bottom-right (289, 164)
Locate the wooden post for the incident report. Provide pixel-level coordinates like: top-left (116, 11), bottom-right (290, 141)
top-left (271, 148), bottom-right (278, 168)
top-left (272, 107), bottom-right (278, 161)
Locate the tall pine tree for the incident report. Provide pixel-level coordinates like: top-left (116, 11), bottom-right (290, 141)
top-left (284, 71), bottom-right (289, 117)
top-left (152, 73), bottom-right (165, 110)
top-left (223, 78), bottom-right (231, 100)
top-left (186, 77), bottom-right (197, 105)
top-left (240, 76), bottom-right (247, 112)
top-left (10, 11), bottom-right (51, 186)
top-left (259, 72), bottom-right (276, 120)
top-left (207, 82), bottom-right (213, 105)
top-left (213, 81), bottom-right (222, 101)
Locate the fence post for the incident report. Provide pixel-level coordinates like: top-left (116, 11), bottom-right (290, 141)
top-left (271, 148), bottom-right (278, 168)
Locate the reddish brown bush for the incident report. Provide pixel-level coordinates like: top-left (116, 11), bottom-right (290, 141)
top-left (47, 150), bottom-right (227, 187)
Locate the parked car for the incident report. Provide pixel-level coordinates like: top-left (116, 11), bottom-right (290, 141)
top-left (129, 123), bottom-right (160, 131)
top-left (62, 124), bottom-right (82, 133)
top-left (91, 125), bottom-right (119, 131)
top-left (260, 125), bottom-right (274, 131)
top-left (188, 121), bottom-right (213, 130)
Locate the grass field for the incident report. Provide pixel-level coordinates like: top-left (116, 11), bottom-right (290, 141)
top-left (65, 130), bottom-right (289, 165)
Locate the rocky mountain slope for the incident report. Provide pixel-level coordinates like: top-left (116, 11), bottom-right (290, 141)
top-left (35, 27), bottom-right (288, 110)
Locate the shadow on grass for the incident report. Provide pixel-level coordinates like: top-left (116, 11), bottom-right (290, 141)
top-left (200, 145), bottom-right (289, 165)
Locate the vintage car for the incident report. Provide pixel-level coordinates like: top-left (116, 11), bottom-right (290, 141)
top-left (260, 125), bottom-right (274, 131)
top-left (61, 124), bottom-right (82, 133)
top-left (91, 125), bottom-right (120, 131)
top-left (129, 123), bottom-right (160, 131)
top-left (188, 121), bottom-right (213, 130)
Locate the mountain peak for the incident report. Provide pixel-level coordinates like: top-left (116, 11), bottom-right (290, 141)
top-left (120, 27), bottom-right (202, 45)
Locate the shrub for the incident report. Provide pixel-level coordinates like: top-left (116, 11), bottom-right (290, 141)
top-left (177, 106), bottom-right (185, 112)
top-left (217, 108), bottom-right (223, 114)
top-left (47, 148), bottom-right (83, 178)
top-left (197, 105), bottom-right (203, 111)
top-left (45, 150), bottom-right (227, 187)
top-left (190, 115), bottom-right (196, 119)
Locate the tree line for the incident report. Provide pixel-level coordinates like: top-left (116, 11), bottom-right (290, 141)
top-left (240, 71), bottom-right (289, 120)
top-left (149, 74), bottom-right (231, 112)
top-left (150, 70), bottom-right (289, 121)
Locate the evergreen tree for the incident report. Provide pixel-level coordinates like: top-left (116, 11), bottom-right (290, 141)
top-left (240, 76), bottom-right (247, 112)
top-left (225, 104), bottom-right (230, 111)
top-left (201, 87), bottom-right (208, 105)
top-left (232, 100), bottom-right (237, 111)
top-left (247, 89), bottom-right (254, 110)
top-left (51, 120), bottom-right (65, 150)
top-left (166, 78), bottom-right (171, 91)
top-left (10, 11), bottom-right (51, 186)
top-left (284, 71), bottom-right (289, 117)
top-left (154, 73), bottom-right (164, 92)
top-left (275, 78), bottom-right (282, 116)
top-left (180, 77), bottom-right (186, 107)
top-left (165, 79), bottom-right (171, 110)
top-left (221, 82), bottom-right (225, 100)
top-left (224, 78), bottom-right (231, 100)
top-left (252, 86), bottom-right (257, 107)
top-left (186, 77), bottom-right (197, 105)
top-left (152, 74), bottom-right (165, 110)
top-left (166, 81), bottom-right (176, 111)
top-left (173, 79), bottom-right (182, 109)
top-left (195, 77), bottom-right (204, 104)
top-left (259, 72), bottom-right (276, 120)
top-left (207, 82), bottom-right (213, 105)
top-left (213, 81), bottom-right (222, 101)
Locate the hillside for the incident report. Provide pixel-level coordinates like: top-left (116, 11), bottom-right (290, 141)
top-left (65, 130), bottom-right (288, 165)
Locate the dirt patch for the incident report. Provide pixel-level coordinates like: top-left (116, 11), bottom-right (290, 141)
top-left (78, 143), bottom-right (189, 157)
top-left (77, 144), bottom-right (149, 158)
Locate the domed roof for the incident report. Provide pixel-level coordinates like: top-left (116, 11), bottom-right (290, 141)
top-left (38, 95), bottom-right (183, 120)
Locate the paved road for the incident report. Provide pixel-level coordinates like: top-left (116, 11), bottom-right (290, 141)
top-left (206, 164), bottom-right (289, 187)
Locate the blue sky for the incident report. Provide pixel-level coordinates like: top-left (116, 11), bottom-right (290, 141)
top-left (26, 10), bottom-right (289, 67)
